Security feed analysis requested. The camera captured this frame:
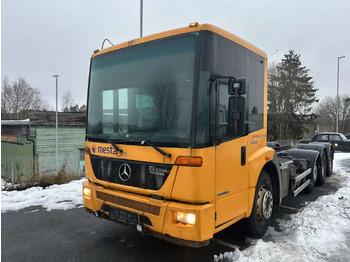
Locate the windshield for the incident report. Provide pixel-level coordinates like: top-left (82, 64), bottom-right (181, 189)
top-left (340, 134), bottom-right (347, 140)
top-left (87, 33), bottom-right (198, 146)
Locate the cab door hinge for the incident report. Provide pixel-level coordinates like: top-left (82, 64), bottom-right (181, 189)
top-left (215, 212), bottom-right (217, 221)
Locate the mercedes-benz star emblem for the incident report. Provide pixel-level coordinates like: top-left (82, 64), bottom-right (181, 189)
top-left (119, 163), bottom-right (131, 181)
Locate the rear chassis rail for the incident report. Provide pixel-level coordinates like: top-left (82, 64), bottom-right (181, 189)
top-left (276, 152), bottom-right (313, 197)
top-left (268, 141), bottom-right (333, 199)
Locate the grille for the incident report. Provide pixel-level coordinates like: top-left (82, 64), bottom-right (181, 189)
top-left (97, 192), bottom-right (160, 216)
top-left (90, 155), bottom-right (173, 190)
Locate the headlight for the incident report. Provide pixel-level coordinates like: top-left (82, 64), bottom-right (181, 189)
top-left (334, 143), bottom-right (338, 147)
top-left (176, 211), bottom-right (196, 225)
top-left (83, 187), bottom-right (91, 200)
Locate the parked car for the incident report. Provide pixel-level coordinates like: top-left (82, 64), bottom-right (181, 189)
top-left (346, 133), bottom-right (350, 139)
top-left (300, 132), bottom-right (350, 152)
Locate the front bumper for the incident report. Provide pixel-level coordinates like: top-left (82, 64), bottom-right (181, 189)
top-left (82, 180), bottom-right (214, 247)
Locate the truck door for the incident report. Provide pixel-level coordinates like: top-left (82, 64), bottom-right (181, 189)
top-left (214, 82), bottom-right (248, 227)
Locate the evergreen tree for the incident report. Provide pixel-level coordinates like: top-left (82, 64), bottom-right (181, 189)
top-left (268, 50), bottom-right (318, 140)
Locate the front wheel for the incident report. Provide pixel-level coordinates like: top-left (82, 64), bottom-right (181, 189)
top-left (246, 170), bottom-right (273, 238)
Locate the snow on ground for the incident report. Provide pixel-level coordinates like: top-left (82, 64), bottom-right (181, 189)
top-left (215, 153), bottom-right (350, 262)
top-left (1, 153), bottom-right (349, 261)
top-left (1, 178), bottom-right (84, 212)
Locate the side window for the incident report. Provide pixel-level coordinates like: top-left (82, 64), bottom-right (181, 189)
top-left (329, 135), bottom-right (341, 141)
top-left (214, 34), bottom-right (264, 139)
top-left (218, 84), bottom-right (229, 137)
top-left (246, 54), bottom-right (264, 133)
top-left (316, 135), bottom-right (328, 141)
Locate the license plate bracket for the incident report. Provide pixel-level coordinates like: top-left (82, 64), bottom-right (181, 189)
top-left (109, 207), bottom-right (138, 225)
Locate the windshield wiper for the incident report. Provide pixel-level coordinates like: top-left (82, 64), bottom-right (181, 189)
top-left (141, 140), bottom-right (171, 158)
top-left (86, 134), bottom-right (123, 154)
top-left (106, 138), bottom-right (123, 154)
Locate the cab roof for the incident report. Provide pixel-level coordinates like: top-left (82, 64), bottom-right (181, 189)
top-left (92, 23), bottom-right (267, 59)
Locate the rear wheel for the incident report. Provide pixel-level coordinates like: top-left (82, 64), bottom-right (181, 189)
top-left (246, 170), bottom-right (273, 238)
top-left (304, 162), bottom-right (317, 193)
top-left (316, 151), bottom-right (327, 186)
top-left (326, 149), bottom-right (334, 176)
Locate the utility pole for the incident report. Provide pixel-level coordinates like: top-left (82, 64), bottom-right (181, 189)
top-left (336, 56), bottom-right (345, 133)
top-left (140, 0), bottom-right (143, 37)
top-left (53, 75), bottom-right (59, 174)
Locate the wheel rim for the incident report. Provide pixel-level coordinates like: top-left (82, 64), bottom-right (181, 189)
top-left (257, 186), bottom-right (273, 223)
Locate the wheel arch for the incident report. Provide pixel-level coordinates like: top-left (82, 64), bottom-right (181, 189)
top-left (262, 160), bottom-right (281, 206)
top-left (297, 142), bottom-right (333, 176)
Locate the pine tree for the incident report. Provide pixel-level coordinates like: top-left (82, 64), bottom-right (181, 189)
top-left (268, 50), bottom-right (318, 140)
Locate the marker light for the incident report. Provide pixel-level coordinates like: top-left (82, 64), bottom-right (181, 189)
top-left (176, 211), bottom-right (196, 225)
top-left (85, 146), bottom-right (91, 155)
top-left (83, 187), bottom-right (92, 200)
top-left (174, 156), bottom-right (203, 167)
top-left (189, 22), bottom-right (199, 27)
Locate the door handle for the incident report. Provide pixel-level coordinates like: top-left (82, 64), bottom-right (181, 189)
top-left (241, 146), bottom-right (246, 166)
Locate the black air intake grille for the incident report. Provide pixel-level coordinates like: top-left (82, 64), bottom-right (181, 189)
top-left (90, 156), bottom-right (173, 190)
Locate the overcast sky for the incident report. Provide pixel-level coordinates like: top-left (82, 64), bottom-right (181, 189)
top-left (2, 0), bottom-right (350, 109)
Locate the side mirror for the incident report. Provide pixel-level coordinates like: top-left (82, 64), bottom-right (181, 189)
top-left (228, 77), bottom-right (246, 95)
top-left (228, 96), bottom-right (245, 135)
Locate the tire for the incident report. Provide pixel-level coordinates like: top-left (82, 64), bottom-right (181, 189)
top-left (304, 162), bottom-right (317, 193)
top-left (326, 149), bottom-right (334, 177)
top-left (316, 151), bottom-right (327, 186)
top-left (246, 170), bottom-right (273, 238)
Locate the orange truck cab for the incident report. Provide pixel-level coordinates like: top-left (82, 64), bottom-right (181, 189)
top-left (83, 23), bottom-right (332, 247)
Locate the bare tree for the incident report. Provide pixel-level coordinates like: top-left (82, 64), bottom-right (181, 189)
top-left (61, 91), bottom-right (86, 113)
top-left (316, 95), bottom-right (350, 134)
top-left (1, 76), bottom-right (49, 119)
top-left (61, 91), bottom-right (75, 112)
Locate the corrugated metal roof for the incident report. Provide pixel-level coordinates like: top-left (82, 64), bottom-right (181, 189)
top-left (1, 119), bottom-right (30, 126)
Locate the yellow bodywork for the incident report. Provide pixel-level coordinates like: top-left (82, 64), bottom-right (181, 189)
top-left (83, 23), bottom-right (272, 244)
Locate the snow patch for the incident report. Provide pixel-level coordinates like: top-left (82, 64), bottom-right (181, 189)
top-left (1, 178), bottom-right (84, 212)
top-left (215, 153), bottom-right (350, 261)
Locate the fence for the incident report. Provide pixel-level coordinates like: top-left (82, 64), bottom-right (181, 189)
top-left (1, 152), bottom-right (85, 184)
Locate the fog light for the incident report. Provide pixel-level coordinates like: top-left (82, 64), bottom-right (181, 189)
top-left (83, 187), bottom-right (91, 200)
top-left (176, 211), bottom-right (196, 225)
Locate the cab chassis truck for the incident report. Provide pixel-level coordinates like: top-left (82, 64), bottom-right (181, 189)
top-left (83, 23), bottom-right (334, 247)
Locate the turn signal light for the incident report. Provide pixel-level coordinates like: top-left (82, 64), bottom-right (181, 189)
top-left (174, 156), bottom-right (203, 167)
top-left (176, 211), bottom-right (196, 225)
